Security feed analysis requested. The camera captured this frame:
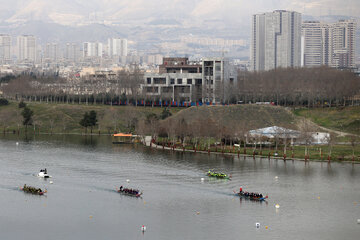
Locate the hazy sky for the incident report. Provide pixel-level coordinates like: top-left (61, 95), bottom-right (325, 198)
top-left (0, 0), bottom-right (358, 25)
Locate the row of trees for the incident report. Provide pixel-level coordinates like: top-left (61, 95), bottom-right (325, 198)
top-left (1, 66), bottom-right (359, 107)
top-left (226, 67), bottom-right (360, 107)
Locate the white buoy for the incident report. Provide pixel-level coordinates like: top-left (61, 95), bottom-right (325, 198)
top-left (126, 179), bottom-right (130, 183)
top-left (255, 222), bottom-right (260, 228)
top-left (275, 204), bottom-right (280, 209)
top-left (201, 178), bottom-right (204, 182)
top-left (275, 176), bottom-right (278, 179)
top-left (49, 181), bottom-right (53, 184)
top-left (357, 219), bottom-right (360, 224)
top-left (141, 225), bottom-right (146, 232)
top-left (16, 142), bottom-right (19, 146)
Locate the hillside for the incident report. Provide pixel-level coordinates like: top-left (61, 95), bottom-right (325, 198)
top-left (293, 107), bottom-right (360, 135)
top-left (0, 102), bottom-right (182, 134)
top-left (2, 102), bottom-right (359, 138)
top-left (163, 104), bottom-right (299, 131)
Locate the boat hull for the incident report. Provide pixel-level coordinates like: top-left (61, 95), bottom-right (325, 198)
top-left (235, 192), bottom-right (267, 201)
top-left (207, 172), bottom-right (230, 179)
top-left (38, 172), bottom-right (51, 178)
top-left (21, 188), bottom-right (45, 195)
top-left (117, 190), bottom-right (142, 198)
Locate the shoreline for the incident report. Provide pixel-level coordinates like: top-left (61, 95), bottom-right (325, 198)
top-left (148, 142), bottom-right (360, 164)
top-left (1, 132), bottom-right (358, 164)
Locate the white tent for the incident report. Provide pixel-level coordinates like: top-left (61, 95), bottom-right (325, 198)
top-left (248, 126), bottom-right (300, 139)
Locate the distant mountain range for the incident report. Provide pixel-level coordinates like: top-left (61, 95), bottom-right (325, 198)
top-left (0, 0), bottom-right (358, 59)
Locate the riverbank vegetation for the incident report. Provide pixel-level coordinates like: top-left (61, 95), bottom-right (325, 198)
top-left (0, 100), bottom-right (359, 162)
top-left (0, 101), bottom-right (182, 134)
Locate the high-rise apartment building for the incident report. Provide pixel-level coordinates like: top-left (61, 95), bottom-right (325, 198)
top-left (108, 38), bottom-right (127, 57)
top-left (65, 43), bottom-right (80, 62)
top-left (302, 21), bottom-right (330, 66)
top-left (251, 10), bottom-right (302, 71)
top-left (17, 35), bottom-right (37, 62)
top-left (302, 19), bottom-right (356, 69)
top-left (330, 20), bottom-right (356, 69)
top-left (83, 42), bottom-right (103, 57)
top-left (0, 34), bottom-right (11, 64)
top-left (44, 43), bottom-right (60, 62)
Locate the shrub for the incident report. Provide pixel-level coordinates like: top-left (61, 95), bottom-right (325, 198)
top-left (0, 98), bottom-right (9, 106)
top-left (18, 101), bottom-right (26, 108)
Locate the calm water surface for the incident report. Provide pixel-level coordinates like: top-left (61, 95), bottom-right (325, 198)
top-left (0, 135), bottom-right (359, 240)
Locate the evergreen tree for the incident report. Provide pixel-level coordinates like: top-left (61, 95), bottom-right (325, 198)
top-left (79, 112), bottom-right (90, 133)
top-left (21, 106), bottom-right (34, 133)
top-left (18, 101), bottom-right (26, 108)
top-left (80, 111), bottom-right (97, 134)
top-left (160, 108), bottom-right (172, 120)
top-left (0, 98), bottom-right (9, 106)
top-left (88, 110), bottom-right (98, 133)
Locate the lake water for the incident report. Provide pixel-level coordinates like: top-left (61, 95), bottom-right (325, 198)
top-left (0, 134), bottom-right (359, 240)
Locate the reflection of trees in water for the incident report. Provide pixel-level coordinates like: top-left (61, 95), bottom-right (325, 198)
top-left (80, 135), bottom-right (98, 147)
top-left (350, 165), bottom-right (358, 177)
top-left (326, 163), bottom-right (336, 177)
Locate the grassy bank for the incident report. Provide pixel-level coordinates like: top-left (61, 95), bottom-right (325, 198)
top-left (0, 101), bottom-right (182, 134)
top-left (154, 140), bottom-right (360, 162)
top-left (293, 106), bottom-right (360, 135)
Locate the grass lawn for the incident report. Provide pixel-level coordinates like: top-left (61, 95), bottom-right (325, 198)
top-left (293, 106), bottom-right (360, 135)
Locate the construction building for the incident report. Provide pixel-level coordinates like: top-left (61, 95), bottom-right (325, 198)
top-left (141, 57), bottom-right (237, 103)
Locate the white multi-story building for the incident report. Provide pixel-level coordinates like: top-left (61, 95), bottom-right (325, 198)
top-left (83, 42), bottom-right (103, 57)
top-left (302, 19), bottom-right (356, 69)
top-left (107, 38), bottom-right (127, 57)
top-left (17, 35), bottom-right (37, 62)
top-left (251, 10), bottom-right (302, 71)
top-left (302, 21), bottom-right (330, 67)
top-left (0, 34), bottom-right (11, 64)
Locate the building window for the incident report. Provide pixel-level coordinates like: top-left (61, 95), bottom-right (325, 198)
top-left (211, 80), bottom-right (214, 85)
top-left (170, 78), bottom-right (175, 84)
top-left (187, 79), bottom-right (192, 84)
top-left (177, 79), bottom-right (182, 84)
top-left (154, 78), bottom-right (166, 84)
top-left (196, 79), bottom-right (202, 84)
top-left (147, 78), bottom-right (151, 84)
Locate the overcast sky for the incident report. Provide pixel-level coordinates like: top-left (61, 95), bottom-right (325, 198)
top-left (0, 0), bottom-right (358, 25)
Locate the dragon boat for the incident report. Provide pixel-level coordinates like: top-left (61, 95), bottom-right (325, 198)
top-left (117, 187), bottom-right (142, 198)
top-left (234, 190), bottom-right (268, 201)
top-left (21, 184), bottom-right (46, 195)
top-left (207, 170), bottom-right (231, 179)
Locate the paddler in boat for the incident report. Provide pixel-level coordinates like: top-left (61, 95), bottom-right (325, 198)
top-left (239, 187), bottom-right (243, 193)
top-left (120, 186), bottom-right (123, 191)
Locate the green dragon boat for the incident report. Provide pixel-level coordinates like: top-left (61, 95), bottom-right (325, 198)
top-left (21, 184), bottom-right (46, 195)
top-left (207, 170), bottom-right (231, 179)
